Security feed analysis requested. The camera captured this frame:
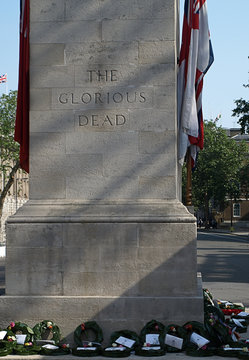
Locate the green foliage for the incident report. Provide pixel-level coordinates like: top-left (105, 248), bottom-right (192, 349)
top-left (191, 121), bottom-right (247, 213)
top-left (232, 97), bottom-right (249, 134)
top-left (232, 58), bottom-right (249, 134)
top-left (240, 161), bottom-right (249, 199)
top-left (0, 90), bottom-right (19, 174)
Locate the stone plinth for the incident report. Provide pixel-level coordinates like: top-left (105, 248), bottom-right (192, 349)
top-left (1, 0), bottom-right (203, 339)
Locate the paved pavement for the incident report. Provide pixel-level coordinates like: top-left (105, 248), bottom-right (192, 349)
top-left (2, 351), bottom-right (249, 360)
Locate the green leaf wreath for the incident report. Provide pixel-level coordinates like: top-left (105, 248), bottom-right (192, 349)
top-left (183, 321), bottom-right (215, 357)
top-left (0, 328), bottom-right (16, 357)
top-left (40, 343), bottom-right (71, 356)
top-left (13, 343), bottom-right (41, 355)
top-left (103, 330), bottom-right (140, 358)
top-left (163, 324), bottom-right (188, 352)
top-left (7, 322), bottom-right (34, 343)
top-left (135, 320), bottom-right (166, 357)
top-left (33, 320), bottom-right (61, 344)
top-left (72, 321), bottom-right (103, 357)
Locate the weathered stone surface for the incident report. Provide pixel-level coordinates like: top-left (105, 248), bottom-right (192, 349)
top-left (66, 175), bottom-right (139, 200)
top-left (139, 131), bottom-right (176, 154)
top-left (30, 154), bottom-right (103, 177)
top-left (154, 85), bottom-right (176, 109)
top-left (30, 44), bottom-right (65, 66)
top-left (30, 66), bottom-right (74, 88)
top-left (103, 153), bottom-right (175, 177)
top-left (30, 88), bottom-right (51, 111)
top-left (65, 42), bottom-right (138, 65)
top-left (29, 176), bottom-right (66, 200)
top-left (65, 0), bottom-right (101, 20)
top-left (66, 131), bottom-right (138, 155)
top-left (30, 133), bottom-right (66, 158)
top-left (6, 248), bottom-right (63, 295)
top-left (6, 224), bottom-right (63, 247)
top-left (130, 109), bottom-right (175, 131)
top-left (100, 0), bottom-right (153, 20)
top-left (138, 41), bottom-right (175, 64)
top-left (30, 0), bottom-right (65, 22)
top-left (102, 20), bottom-right (174, 41)
top-left (139, 176), bottom-right (176, 199)
top-left (30, 110), bottom-right (75, 133)
top-left (139, 64), bottom-right (175, 86)
top-left (30, 21), bottom-right (101, 43)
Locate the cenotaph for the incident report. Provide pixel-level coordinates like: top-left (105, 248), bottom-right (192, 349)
top-left (1, 0), bottom-right (203, 342)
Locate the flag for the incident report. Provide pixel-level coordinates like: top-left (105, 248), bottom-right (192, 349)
top-left (178, 0), bottom-right (214, 168)
top-left (15, 0), bottom-right (30, 173)
top-left (0, 74), bottom-right (7, 83)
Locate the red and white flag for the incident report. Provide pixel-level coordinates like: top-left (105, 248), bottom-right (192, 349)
top-left (178, 0), bottom-right (214, 168)
top-left (15, 0), bottom-right (30, 173)
top-left (0, 74), bottom-right (7, 84)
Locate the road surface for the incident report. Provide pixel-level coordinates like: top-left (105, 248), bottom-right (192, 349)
top-left (198, 230), bottom-right (249, 306)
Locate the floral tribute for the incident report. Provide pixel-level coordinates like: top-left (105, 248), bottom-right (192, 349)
top-left (103, 330), bottom-right (140, 358)
top-left (72, 321), bottom-right (103, 357)
top-left (163, 323), bottom-right (188, 352)
top-left (135, 320), bottom-right (166, 356)
top-left (33, 320), bottom-right (71, 356)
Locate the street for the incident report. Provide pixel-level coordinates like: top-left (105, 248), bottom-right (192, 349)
top-left (198, 230), bottom-right (249, 306)
top-left (0, 230), bottom-right (249, 304)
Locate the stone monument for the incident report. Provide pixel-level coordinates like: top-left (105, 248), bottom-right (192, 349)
top-left (1, 0), bottom-right (203, 342)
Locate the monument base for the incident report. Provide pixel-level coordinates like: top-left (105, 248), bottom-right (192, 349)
top-left (2, 200), bottom-right (203, 342)
top-left (0, 278), bottom-right (203, 344)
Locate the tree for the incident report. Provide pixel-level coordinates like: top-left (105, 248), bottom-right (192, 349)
top-left (232, 97), bottom-right (249, 134)
top-left (240, 162), bottom-right (249, 200)
top-left (232, 58), bottom-right (249, 134)
top-left (186, 120), bottom-right (247, 223)
top-left (0, 90), bottom-right (20, 230)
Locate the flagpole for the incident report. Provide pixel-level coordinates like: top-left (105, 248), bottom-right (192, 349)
top-left (186, 148), bottom-right (192, 206)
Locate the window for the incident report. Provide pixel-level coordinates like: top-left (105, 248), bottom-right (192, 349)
top-left (233, 203), bottom-right (241, 217)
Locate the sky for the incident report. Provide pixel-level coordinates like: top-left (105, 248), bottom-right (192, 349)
top-left (0, 0), bottom-right (248, 129)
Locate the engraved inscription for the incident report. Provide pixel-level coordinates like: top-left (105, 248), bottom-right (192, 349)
top-left (88, 70), bottom-right (118, 82)
top-left (58, 91), bottom-right (146, 105)
top-left (79, 114), bottom-right (126, 127)
top-left (55, 69), bottom-right (151, 129)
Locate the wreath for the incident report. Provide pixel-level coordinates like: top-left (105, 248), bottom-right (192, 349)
top-left (13, 343), bottom-right (41, 355)
top-left (217, 300), bottom-right (245, 316)
top-left (103, 330), bottom-right (140, 358)
top-left (0, 328), bottom-right (16, 349)
top-left (40, 343), bottom-right (71, 356)
top-left (163, 324), bottom-right (188, 352)
top-left (0, 344), bottom-right (13, 357)
top-left (204, 305), bottom-right (231, 346)
top-left (216, 342), bottom-right (245, 358)
top-left (33, 320), bottom-right (61, 344)
top-left (238, 347), bottom-right (249, 360)
top-left (0, 329), bottom-right (16, 357)
top-left (226, 318), bottom-right (248, 334)
top-left (72, 321), bottom-right (103, 357)
top-left (183, 321), bottom-right (215, 357)
top-left (7, 322), bottom-right (34, 343)
top-left (135, 320), bottom-right (166, 357)
top-left (203, 288), bottom-right (215, 308)
top-left (232, 314), bottom-right (249, 326)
